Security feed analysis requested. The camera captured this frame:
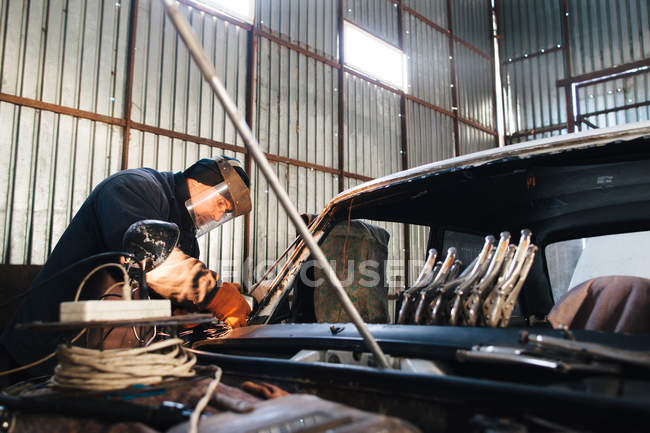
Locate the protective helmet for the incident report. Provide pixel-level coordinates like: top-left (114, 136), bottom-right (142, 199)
top-left (184, 156), bottom-right (251, 237)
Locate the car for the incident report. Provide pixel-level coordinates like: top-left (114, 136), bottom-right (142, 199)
top-left (191, 121), bottom-right (650, 433)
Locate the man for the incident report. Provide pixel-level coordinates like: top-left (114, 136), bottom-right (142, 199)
top-left (1, 155), bottom-right (252, 376)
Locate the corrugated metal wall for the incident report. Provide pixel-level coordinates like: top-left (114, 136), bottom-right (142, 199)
top-left (257, 0), bottom-right (338, 59)
top-left (344, 0), bottom-right (400, 46)
top-left (1, 0), bottom-right (496, 290)
top-left (569, 0), bottom-right (649, 75)
top-left (252, 0), bottom-right (340, 277)
top-left (0, 0), bottom-right (128, 264)
top-left (131, 2), bottom-right (248, 149)
top-left (403, 12), bottom-right (452, 112)
top-left (456, 43), bottom-right (494, 133)
top-left (343, 74), bottom-right (402, 178)
top-left (499, 0), bottom-right (650, 143)
top-left (406, 100), bottom-right (455, 167)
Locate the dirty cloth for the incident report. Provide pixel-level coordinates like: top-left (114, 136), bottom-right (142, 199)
top-left (5, 376), bottom-right (261, 433)
top-left (1, 169), bottom-right (198, 376)
top-left (548, 275), bottom-right (650, 334)
top-left (313, 220), bottom-right (389, 323)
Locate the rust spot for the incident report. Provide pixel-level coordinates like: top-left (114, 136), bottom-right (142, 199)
top-left (526, 174), bottom-right (536, 189)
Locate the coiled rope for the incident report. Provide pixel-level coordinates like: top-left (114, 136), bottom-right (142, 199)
top-left (51, 338), bottom-right (196, 391)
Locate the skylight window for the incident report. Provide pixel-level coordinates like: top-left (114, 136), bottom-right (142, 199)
top-left (343, 21), bottom-right (407, 92)
top-left (190, 0), bottom-right (254, 24)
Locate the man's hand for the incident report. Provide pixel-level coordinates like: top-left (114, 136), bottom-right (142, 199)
top-left (146, 247), bottom-right (219, 309)
top-left (146, 247), bottom-right (251, 326)
top-left (204, 282), bottom-right (251, 328)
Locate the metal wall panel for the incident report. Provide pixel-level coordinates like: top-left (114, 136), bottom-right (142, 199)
top-left (458, 122), bottom-right (494, 155)
top-left (0, 103), bottom-right (122, 264)
top-left (499, 0), bottom-right (563, 59)
top-left (453, 0), bottom-right (491, 54)
top-left (344, 0), bottom-right (400, 47)
top-left (405, 100), bottom-right (454, 168)
top-left (569, 0), bottom-right (650, 130)
top-left (403, 0), bottom-right (447, 30)
top-left (403, 12), bottom-right (452, 109)
top-left (499, 0), bottom-right (649, 140)
top-left (251, 162), bottom-right (337, 283)
top-left (456, 42), bottom-right (494, 129)
top-left (577, 71), bottom-right (650, 128)
top-left (132, 0), bottom-right (248, 145)
top-left (344, 73), bottom-right (402, 178)
top-left (255, 38), bottom-right (338, 167)
top-left (257, 0), bottom-right (338, 59)
top-left (569, 0), bottom-right (650, 75)
top-left (499, 0), bottom-right (567, 139)
top-left (0, 0), bottom-right (130, 117)
top-left (501, 51), bottom-right (567, 137)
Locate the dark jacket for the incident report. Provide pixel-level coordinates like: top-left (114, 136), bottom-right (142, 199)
top-left (1, 168), bottom-right (197, 374)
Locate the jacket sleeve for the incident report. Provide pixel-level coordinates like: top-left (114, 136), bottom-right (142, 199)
top-left (93, 172), bottom-right (170, 252)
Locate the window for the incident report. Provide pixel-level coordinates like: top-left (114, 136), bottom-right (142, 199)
top-left (545, 230), bottom-right (650, 302)
top-left (343, 21), bottom-right (407, 92)
top-left (443, 230), bottom-right (486, 270)
top-left (189, 0), bottom-right (254, 24)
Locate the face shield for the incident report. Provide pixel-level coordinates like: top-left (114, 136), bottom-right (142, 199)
top-left (185, 182), bottom-right (235, 237)
top-left (185, 156), bottom-right (252, 237)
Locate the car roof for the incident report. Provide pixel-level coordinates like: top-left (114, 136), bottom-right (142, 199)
top-left (329, 121), bottom-right (650, 208)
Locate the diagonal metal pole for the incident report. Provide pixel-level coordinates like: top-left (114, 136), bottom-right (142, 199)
top-left (162, 0), bottom-right (391, 369)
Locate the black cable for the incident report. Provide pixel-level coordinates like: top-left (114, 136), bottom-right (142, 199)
top-left (0, 252), bottom-right (136, 307)
top-left (99, 294), bottom-right (123, 300)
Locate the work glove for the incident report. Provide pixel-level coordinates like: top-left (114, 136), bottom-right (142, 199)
top-left (145, 247), bottom-right (220, 309)
top-left (204, 282), bottom-right (251, 328)
top-left (146, 248), bottom-right (251, 327)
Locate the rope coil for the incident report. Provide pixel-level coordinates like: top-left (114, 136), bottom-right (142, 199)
top-left (51, 338), bottom-right (196, 391)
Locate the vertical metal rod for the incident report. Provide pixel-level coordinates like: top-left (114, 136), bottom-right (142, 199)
top-left (243, 24), bottom-right (257, 285)
top-left (560, 0), bottom-right (575, 133)
top-left (397, 0), bottom-right (410, 287)
top-left (446, 0), bottom-right (461, 156)
top-left (337, 0), bottom-right (346, 193)
top-left (494, 0), bottom-right (507, 146)
top-left (162, 0), bottom-right (391, 369)
top-left (488, 0), bottom-right (499, 147)
top-left (122, 0), bottom-right (139, 170)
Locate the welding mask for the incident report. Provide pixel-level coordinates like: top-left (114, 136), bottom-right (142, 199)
top-left (185, 156), bottom-right (251, 237)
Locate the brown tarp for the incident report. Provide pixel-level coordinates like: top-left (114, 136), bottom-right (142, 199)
top-left (548, 275), bottom-right (650, 334)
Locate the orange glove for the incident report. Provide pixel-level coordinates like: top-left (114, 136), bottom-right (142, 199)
top-left (205, 282), bottom-right (251, 328)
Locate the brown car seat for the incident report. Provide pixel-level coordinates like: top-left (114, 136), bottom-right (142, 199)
top-left (548, 275), bottom-right (650, 334)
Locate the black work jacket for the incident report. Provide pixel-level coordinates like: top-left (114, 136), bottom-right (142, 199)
top-left (1, 168), bottom-right (198, 374)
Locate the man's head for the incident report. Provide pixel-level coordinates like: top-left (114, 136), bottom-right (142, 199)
top-left (184, 156), bottom-right (251, 237)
